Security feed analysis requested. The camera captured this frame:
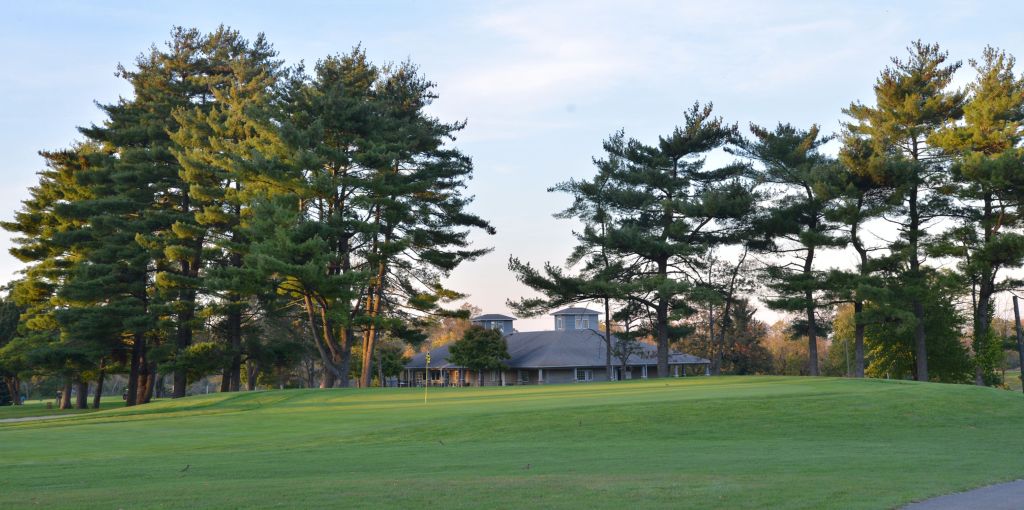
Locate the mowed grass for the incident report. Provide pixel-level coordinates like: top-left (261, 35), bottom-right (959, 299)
top-left (0, 399), bottom-right (102, 420)
top-left (1, 377), bottom-right (1023, 509)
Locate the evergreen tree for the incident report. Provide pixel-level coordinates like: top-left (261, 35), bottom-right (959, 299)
top-left (74, 27), bottom-right (250, 399)
top-left (733, 123), bottom-right (846, 376)
top-left (540, 104), bottom-right (753, 377)
top-left (930, 47), bottom-right (1024, 385)
top-left (243, 51), bottom-right (375, 388)
top-left (170, 28), bottom-right (283, 392)
top-left (508, 153), bottom-right (632, 381)
top-left (842, 41), bottom-right (966, 381)
top-left (352, 60), bottom-right (493, 388)
top-left (833, 137), bottom-right (892, 377)
top-left (1, 145), bottom-right (126, 406)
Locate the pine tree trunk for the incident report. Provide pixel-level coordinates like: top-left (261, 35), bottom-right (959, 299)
top-left (136, 359), bottom-right (152, 404)
top-left (854, 301), bottom-right (866, 378)
top-left (604, 298), bottom-right (613, 381)
top-left (126, 332), bottom-right (144, 407)
top-left (220, 370), bottom-right (232, 393)
top-left (172, 291), bottom-right (194, 398)
top-left (359, 209), bottom-right (390, 389)
top-left (60, 380), bottom-right (72, 410)
top-left (710, 307), bottom-right (721, 376)
top-left (3, 376), bottom-right (20, 405)
top-left (360, 279), bottom-right (385, 388)
top-left (303, 294), bottom-right (345, 388)
top-left (655, 258), bottom-right (670, 378)
top-left (804, 242), bottom-right (819, 376)
top-left (247, 361), bottom-right (258, 391)
top-left (142, 362), bottom-right (157, 404)
top-left (852, 203), bottom-right (868, 379)
top-left (908, 172), bottom-right (928, 382)
top-left (656, 299), bottom-right (670, 378)
top-left (321, 368), bottom-right (336, 388)
top-left (93, 370), bottom-right (105, 409)
top-left (75, 379), bottom-right (88, 409)
top-left (339, 329), bottom-right (354, 387)
top-left (806, 297), bottom-right (819, 376)
top-left (974, 280), bottom-right (994, 386)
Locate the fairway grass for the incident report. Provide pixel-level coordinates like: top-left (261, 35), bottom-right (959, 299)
top-left (1, 377), bottom-right (1023, 509)
top-left (0, 399), bottom-right (104, 421)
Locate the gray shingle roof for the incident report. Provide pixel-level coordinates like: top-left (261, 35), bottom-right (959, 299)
top-left (551, 307), bottom-right (599, 316)
top-left (405, 329), bottom-right (709, 369)
top-left (471, 314), bottom-right (516, 321)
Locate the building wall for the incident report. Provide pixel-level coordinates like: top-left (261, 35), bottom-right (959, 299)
top-left (402, 364), bottom-right (710, 387)
top-left (553, 313), bottom-right (600, 331)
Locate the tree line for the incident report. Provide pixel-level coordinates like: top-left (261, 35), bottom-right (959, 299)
top-left (2, 33), bottom-right (1022, 407)
top-left (510, 41), bottom-right (1024, 386)
top-left (0, 26), bottom-right (492, 407)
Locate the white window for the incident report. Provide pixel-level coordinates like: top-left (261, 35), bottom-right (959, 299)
top-left (491, 321), bottom-right (502, 330)
top-left (575, 369), bottom-right (593, 382)
top-left (575, 316), bottom-right (582, 329)
top-left (582, 316), bottom-right (590, 329)
top-left (518, 371), bottom-right (530, 384)
top-left (556, 316), bottom-right (564, 330)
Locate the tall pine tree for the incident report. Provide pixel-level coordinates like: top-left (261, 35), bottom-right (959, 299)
top-left (842, 41), bottom-right (965, 381)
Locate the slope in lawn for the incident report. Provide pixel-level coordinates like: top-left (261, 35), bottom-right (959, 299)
top-left (1, 377), bottom-right (1022, 509)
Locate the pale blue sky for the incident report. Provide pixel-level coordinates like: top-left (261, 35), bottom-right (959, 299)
top-left (2, 1), bottom-right (1022, 331)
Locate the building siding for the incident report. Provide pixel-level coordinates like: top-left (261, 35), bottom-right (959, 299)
top-left (554, 313), bottom-right (600, 332)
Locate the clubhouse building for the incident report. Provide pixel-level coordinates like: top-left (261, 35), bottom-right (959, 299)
top-left (402, 308), bottom-right (710, 386)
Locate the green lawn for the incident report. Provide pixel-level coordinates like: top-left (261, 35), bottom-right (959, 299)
top-left (1, 376), bottom-right (1023, 509)
top-left (0, 399), bottom-right (104, 420)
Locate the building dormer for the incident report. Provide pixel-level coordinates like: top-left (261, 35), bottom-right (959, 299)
top-left (470, 314), bottom-right (516, 335)
top-left (552, 307), bottom-right (600, 331)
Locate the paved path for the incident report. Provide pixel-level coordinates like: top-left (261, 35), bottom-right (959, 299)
top-left (0, 414), bottom-right (70, 424)
top-left (903, 480), bottom-right (1024, 509)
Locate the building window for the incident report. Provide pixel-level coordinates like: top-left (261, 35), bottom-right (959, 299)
top-left (575, 316), bottom-right (582, 329)
top-left (490, 321), bottom-right (502, 330)
top-left (575, 369), bottom-right (593, 382)
top-left (490, 370), bottom-right (499, 382)
top-left (556, 316), bottom-right (564, 330)
top-left (582, 317), bottom-right (590, 329)
top-left (518, 371), bottom-right (530, 384)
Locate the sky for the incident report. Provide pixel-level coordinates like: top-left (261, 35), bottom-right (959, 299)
top-left (2, 1), bottom-right (1023, 332)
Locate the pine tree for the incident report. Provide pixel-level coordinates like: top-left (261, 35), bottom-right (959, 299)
top-left (930, 46), bottom-right (1024, 385)
top-left (842, 41), bottom-right (966, 381)
top-left (508, 149), bottom-right (632, 381)
top-left (170, 28), bottom-right (283, 392)
top-left (352, 60), bottom-right (493, 388)
top-left (733, 123), bottom-right (846, 376)
top-left (2, 145), bottom-right (126, 406)
top-left (76, 27), bottom-right (244, 399)
top-left (830, 143), bottom-right (890, 378)
top-left (542, 103), bottom-right (753, 377)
